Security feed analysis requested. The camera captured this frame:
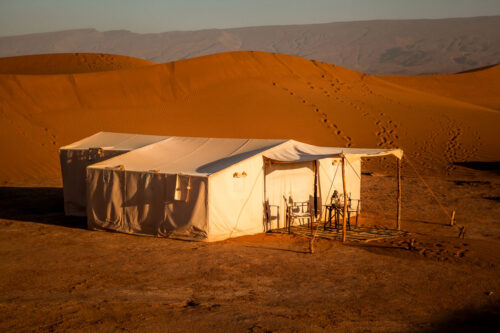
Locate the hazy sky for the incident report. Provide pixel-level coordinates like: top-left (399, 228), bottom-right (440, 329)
top-left (1, 0), bottom-right (500, 36)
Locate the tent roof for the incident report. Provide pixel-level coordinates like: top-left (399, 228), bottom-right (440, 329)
top-left (263, 140), bottom-right (403, 162)
top-left (88, 136), bottom-right (402, 177)
top-left (60, 131), bottom-right (169, 151)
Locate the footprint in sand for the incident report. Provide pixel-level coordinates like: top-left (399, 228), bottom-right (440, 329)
top-left (444, 125), bottom-right (463, 174)
top-left (374, 117), bottom-right (400, 148)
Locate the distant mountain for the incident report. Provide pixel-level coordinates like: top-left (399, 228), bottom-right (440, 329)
top-left (1, 16), bottom-right (499, 75)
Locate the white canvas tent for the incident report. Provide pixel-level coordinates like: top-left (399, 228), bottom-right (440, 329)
top-left (85, 136), bottom-right (402, 241)
top-left (60, 132), bottom-right (168, 216)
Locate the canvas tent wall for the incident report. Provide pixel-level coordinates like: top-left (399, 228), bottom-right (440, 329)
top-left (60, 132), bottom-right (168, 216)
top-left (85, 136), bottom-right (402, 241)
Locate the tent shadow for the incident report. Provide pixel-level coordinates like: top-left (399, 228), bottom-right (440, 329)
top-left (401, 218), bottom-right (448, 226)
top-left (345, 242), bottom-right (404, 250)
top-left (343, 242), bottom-right (418, 261)
top-left (0, 186), bottom-right (87, 229)
top-left (453, 161), bottom-right (500, 175)
top-left (419, 300), bottom-right (500, 332)
top-left (243, 244), bottom-right (310, 254)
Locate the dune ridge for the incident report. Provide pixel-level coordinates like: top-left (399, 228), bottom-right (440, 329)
top-left (0, 53), bottom-right (155, 75)
top-left (0, 51), bottom-right (499, 185)
top-left (381, 64), bottom-right (500, 110)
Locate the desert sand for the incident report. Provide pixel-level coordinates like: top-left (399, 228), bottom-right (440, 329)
top-left (0, 51), bottom-right (499, 185)
top-left (382, 65), bottom-right (500, 110)
top-left (0, 53), bottom-right (154, 75)
top-left (0, 52), bottom-right (499, 331)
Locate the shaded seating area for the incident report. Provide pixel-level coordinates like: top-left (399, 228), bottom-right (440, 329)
top-left (263, 149), bottom-right (403, 243)
top-left (283, 196), bottom-right (316, 234)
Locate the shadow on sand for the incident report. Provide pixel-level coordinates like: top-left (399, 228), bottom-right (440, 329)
top-left (420, 301), bottom-right (500, 332)
top-left (453, 161), bottom-right (500, 175)
top-left (0, 186), bottom-right (86, 229)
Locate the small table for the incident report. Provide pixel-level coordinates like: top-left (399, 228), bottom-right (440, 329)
top-left (324, 203), bottom-right (342, 230)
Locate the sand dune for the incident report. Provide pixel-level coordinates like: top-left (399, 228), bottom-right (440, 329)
top-left (0, 53), bottom-right (155, 75)
top-left (1, 16), bottom-right (500, 75)
top-left (0, 51), bottom-right (499, 185)
top-left (381, 65), bottom-right (500, 110)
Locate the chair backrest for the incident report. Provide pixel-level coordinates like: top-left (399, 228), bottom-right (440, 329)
top-left (264, 200), bottom-right (271, 219)
top-left (290, 201), bottom-right (305, 212)
top-left (348, 196), bottom-right (360, 211)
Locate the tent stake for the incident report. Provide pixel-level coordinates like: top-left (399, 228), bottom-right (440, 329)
top-left (342, 155), bottom-right (347, 243)
top-left (397, 158), bottom-right (402, 230)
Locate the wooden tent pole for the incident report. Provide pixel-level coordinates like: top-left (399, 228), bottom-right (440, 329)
top-left (342, 155), bottom-right (347, 243)
top-left (396, 157), bottom-right (402, 230)
top-left (312, 160), bottom-right (318, 235)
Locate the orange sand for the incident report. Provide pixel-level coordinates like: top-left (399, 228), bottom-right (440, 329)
top-left (0, 53), bottom-right (155, 75)
top-left (0, 51), bottom-right (499, 185)
top-left (382, 64), bottom-right (500, 110)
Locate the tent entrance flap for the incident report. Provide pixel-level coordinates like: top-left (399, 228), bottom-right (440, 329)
top-left (264, 160), bottom-right (317, 230)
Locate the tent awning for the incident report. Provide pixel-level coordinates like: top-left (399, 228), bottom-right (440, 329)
top-left (262, 140), bottom-right (403, 162)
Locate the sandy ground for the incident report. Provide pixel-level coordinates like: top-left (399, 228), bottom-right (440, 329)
top-left (1, 165), bottom-right (499, 332)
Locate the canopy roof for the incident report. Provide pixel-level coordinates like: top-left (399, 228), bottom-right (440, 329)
top-left (60, 131), bottom-right (169, 151)
top-left (264, 140), bottom-right (403, 162)
top-left (89, 136), bottom-right (402, 177)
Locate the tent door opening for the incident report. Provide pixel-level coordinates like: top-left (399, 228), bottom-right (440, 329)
top-left (264, 160), bottom-right (318, 230)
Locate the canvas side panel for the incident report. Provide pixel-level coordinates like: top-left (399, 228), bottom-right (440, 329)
top-left (122, 171), bottom-right (165, 236)
top-left (160, 175), bottom-right (208, 240)
top-left (207, 155), bottom-right (265, 241)
top-left (86, 168), bottom-right (126, 231)
top-left (60, 149), bottom-right (125, 216)
top-left (60, 149), bottom-right (89, 216)
top-left (346, 158), bottom-right (361, 204)
top-left (318, 157), bottom-right (342, 207)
